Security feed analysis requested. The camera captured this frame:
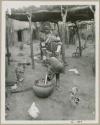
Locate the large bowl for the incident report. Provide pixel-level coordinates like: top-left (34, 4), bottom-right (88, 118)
top-left (33, 81), bottom-right (54, 98)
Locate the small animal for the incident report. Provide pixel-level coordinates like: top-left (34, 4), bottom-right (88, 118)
top-left (74, 97), bottom-right (80, 104)
top-left (69, 87), bottom-right (80, 106)
top-left (71, 86), bottom-right (78, 95)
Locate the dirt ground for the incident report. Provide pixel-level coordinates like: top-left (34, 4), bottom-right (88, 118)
top-left (6, 41), bottom-right (95, 120)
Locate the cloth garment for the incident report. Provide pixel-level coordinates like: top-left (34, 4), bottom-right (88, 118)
top-left (47, 57), bottom-right (64, 81)
top-left (40, 33), bottom-right (62, 59)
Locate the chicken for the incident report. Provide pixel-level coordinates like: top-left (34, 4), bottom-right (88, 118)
top-left (69, 87), bottom-right (80, 106)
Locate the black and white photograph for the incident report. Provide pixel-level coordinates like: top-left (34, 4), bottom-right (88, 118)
top-left (0, 0), bottom-right (99, 124)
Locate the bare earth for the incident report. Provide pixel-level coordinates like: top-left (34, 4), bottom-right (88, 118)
top-left (6, 41), bottom-right (95, 120)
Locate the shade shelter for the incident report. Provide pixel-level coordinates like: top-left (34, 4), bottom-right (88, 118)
top-left (8, 6), bottom-right (94, 22)
top-left (7, 5), bottom-right (95, 68)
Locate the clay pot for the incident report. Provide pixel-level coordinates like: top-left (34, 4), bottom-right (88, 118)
top-left (33, 81), bottom-right (54, 98)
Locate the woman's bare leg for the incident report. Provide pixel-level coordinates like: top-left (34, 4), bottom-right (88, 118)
top-left (56, 73), bottom-right (60, 88)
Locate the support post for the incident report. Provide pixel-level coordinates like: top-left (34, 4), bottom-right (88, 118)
top-left (66, 22), bottom-right (69, 45)
top-left (56, 22), bottom-right (61, 40)
top-left (74, 22), bottom-right (82, 56)
top-left (89, 6), bottom-right (95, 43)
top-left (27, 13), bottom-right (35, 69)
top-left (61, 6), bottom-right (68, 65)
top-left (6, 15), bottom-right (10, 65)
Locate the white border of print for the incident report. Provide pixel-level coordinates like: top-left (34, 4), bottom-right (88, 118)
top-left (1, 0), bottom-right (99, 124)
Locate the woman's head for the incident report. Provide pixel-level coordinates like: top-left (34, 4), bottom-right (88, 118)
top-left (44, 25), bottom-right (51, 34)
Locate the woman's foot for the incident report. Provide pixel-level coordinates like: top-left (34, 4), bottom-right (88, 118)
top-left (56, 85), bottom-right (62, 91)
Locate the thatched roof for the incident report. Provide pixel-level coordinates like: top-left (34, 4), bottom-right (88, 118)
top-left (12, 19), bottom-right (36, 31)
top-left (68, 20), bottom-right (94, 26)
top-left (8, 6), bottom-right (95, 22)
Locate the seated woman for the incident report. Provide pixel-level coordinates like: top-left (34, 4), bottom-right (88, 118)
top-left (41, 25), bottom-right (64, 88)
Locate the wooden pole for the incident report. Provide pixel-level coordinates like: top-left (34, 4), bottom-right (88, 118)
top-left (66, 22), bottom-right (69, 45)
top-left (27, 13), bottom-right (35, 69)
top-left (89, 6), bottom-right (95, 43)
top-left (61, 6), bottom-right (68, 65)
top-left (56, 22), bottom-right (61, 40)
top-left (6, 15), bottom-right (10, 65)
top-left (74, 22), bottom-right (82, 56)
